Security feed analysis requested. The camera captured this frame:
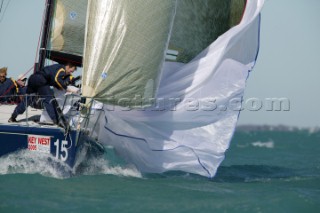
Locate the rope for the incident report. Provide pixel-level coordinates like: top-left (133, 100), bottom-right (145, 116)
top-left (0, 0), bottom-right (49, 101)
top-left (0, 0), bottom-right (4, 14)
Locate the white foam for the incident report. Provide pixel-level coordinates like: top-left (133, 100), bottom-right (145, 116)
top-left (0, 147), bottom-right (142, 179)
top-left (251, 141), bottom-right (274, 149)
top-left (0, 150), bottom-right (73, 179)
top-left (307, 127), bottom-right (320, 134)
top-left (72, 144), bottom-right (142, 178)
top-left (77, 155), bottom-right (142, 178)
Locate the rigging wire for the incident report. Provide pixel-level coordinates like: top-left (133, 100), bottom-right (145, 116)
top-left (0, 0), bottom-right (11, 23)
top-left (0, 0), bottom-right (4, 14)
top-left (34, 0), bottom-right (50, 66)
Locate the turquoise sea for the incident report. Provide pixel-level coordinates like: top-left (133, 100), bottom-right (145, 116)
top-left (1, 126), bottom-right (319, 212)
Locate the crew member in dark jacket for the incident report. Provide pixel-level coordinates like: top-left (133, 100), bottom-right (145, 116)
top-left (15, 74), bottom-right (28, 103)
top-left (0, 67), bottom-right (19, 103)
top-left (8, 62), bottom-right (77, 126)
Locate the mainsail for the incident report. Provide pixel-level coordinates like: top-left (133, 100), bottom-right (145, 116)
top-left (45, 0), bottom-right (88, 66)
top-left (82, 0), bottom-right (265, 178)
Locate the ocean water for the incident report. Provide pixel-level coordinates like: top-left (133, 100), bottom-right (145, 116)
top-left (0, 127), bottom-right (319, 213)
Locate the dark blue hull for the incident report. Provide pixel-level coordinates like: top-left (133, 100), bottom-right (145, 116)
top-left (0, 125), bottom-right (79, 167)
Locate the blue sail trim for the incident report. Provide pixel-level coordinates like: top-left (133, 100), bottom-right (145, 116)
top-left (103, 115), bottom-right (211, 177)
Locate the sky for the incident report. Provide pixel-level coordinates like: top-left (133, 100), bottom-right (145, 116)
top-left (238, 0), bottom-right (320, 128)
top-left (0, 0), bottom-right (319, 128)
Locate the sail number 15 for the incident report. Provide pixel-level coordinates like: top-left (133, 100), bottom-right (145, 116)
top-left (54, 139), bottom-right (69, 162)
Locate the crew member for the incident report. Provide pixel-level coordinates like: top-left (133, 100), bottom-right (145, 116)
top-left (8, 62), bottom-right (77, 127)
top-left (0, 67), bottom-right (19, 103)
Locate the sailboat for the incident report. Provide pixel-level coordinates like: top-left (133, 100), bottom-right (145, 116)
top-left (0, 0), bottom-right (264, 178)
top-left (0, 0), bottom-right (101, 169)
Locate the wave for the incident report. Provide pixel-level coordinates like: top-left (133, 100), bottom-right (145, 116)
top-left (73, 144), bottom-right (142, 178)
top-left (251, 141), bottom-right (274, 149)
top-left (214, 165), bottom-right (319, 183)
top-left (0, 150), bottom-right (73, 179)
top-left (0, 147), bottom-right (142, 179)
top-left (237, 125), bottom-right (320, 133)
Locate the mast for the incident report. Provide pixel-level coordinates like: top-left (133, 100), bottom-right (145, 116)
top-left (35, 0), bottom-right (55, 73)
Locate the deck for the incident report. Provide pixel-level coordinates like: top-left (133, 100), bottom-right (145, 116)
top-left (0, 104), bottom-right (59, 129)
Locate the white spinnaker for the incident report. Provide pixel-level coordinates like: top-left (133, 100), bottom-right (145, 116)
top-left (89, 0), bottom-right (264, 177)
